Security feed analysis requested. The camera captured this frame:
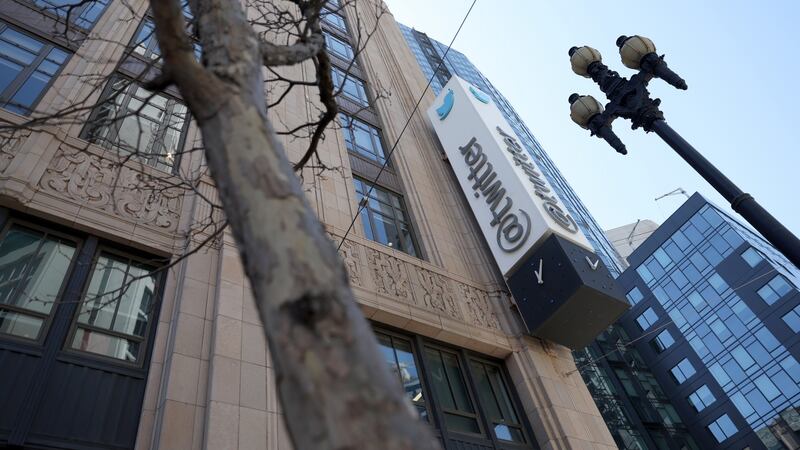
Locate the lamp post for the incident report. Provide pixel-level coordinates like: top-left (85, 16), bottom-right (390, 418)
top-left (568, 35), bottom-right (800, 269)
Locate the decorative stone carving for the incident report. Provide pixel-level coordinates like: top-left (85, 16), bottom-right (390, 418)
top-left (412, 267), bottom-right (462, 320)
top-left (338, 238), bottom-right (363, 287)
top-left (39, 146), bottom-right (182, 231)
top-left (0, 130), bottom-right (31, 172)
top-left (365, 248), bottom-right (410, 301)
top-left (459, 284), bottom-right (500, 330)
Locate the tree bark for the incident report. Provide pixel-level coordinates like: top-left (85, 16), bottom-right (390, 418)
top-left (149, 0), bottom-right (439, 448)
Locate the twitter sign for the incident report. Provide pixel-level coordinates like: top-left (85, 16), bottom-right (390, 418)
top-left (426, 76), bottom-right (628, 349)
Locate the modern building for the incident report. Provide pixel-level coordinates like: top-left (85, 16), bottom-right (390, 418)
top-left (0, 1), bottom-right (623, 449)
top-left (398, 25), bottom-right (705, 450)
top-left (608, 220), bottom-right (661, 262)
top-left (616, 193), bottom-right (800, 449)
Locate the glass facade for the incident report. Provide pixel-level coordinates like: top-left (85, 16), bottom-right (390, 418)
top-left (617, 193), bottom-right (800, 449)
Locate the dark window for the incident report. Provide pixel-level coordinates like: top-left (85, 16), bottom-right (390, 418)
top-left (782, 304), bottom-right (800, 333)
top-left (650, 329), bottom-right (674, 353)
top-left (707, 414), bottom-right (737, 443)
top-left (687, 385), bottom-right (715, 412)
top-left (375, 331), bottom-right (428, 421)
top-left (32, 0), bottom-right (109, 29)
top-left (626, 286), bottom-right (643, 305)
top-left (324, 32), bottom-right (354, 60)
top-left (339, 114), bottom-right (386, 163)
top-left (0, 224), bottom-right (76, 341)
top-left (424, 346), bottom-right (482, 435)
top-left (756, 274), bottom-right (793, 305)
top-left (83, 77), bottom-right (189, 172)
top-left (670, 358), bottom-right (695, 384)
top-left (635, 307), bottom-right (658, 331)
top-left (353, 178), bottom-right (419, 257)
top-left (67, 251), bottom-right (157, 363)
top-left (470, 359), bottom-right (526, 443)
top-left (331, 66), bottom-right (368, 106)
top-left (0, 22), bottom-right (69, 114)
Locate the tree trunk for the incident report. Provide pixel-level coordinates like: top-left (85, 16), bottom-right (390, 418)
top-left (149, 0), bottom-right (439, 449)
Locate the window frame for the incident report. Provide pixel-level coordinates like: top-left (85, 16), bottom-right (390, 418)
top-left (373, 324), bottom-right (538, 449)
top-left (29, 0), bottom-right (110, 30)
top-left (321, 7), bottom-right (348, 32)
top-left (0, 219), bottom-right (82, 345)
top-left (63, 245), bottom-right (162, 368)
top-left (353, 177), bottom-right (420, 257)
top-left (324, 31), bottom-right (355, 61)
top-left (81, 75), bottom-right (190, 174)
top-left (339, 114), bottom-right (388, 164)
top-left (669, 358), bottom-right (696, 385)
top-left (331, 66), bottom-right (369, 107)
top-left (687, 385), bottom-right (715, 412)
top-left (650, 328), bottom-right (675, 354)
top-left (0, 20), bottom-right (71, 115)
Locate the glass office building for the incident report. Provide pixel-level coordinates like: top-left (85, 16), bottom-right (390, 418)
top-left (398, 25), bottom-right (703, 449)
top-left (617, 193), bottom-right (800, 449)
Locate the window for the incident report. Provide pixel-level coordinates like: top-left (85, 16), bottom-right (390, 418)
top-left (321, 8), bottom-right (347, 30)
top-left (782, 304), bottom-right (800, 332)
top-left (331, 67), bottom-right (368, 106)
top-left (741, 247), bottom-right (763, 268)
top-left (670, 358), bottom-right (695, 384)
top-left (626, 286), bottom-right (644, 305)
top-left (708, 273), bottom-right (727, 294)
top-left (132, 16), bottom-right (201, 61)
top-left (707, 414), bottom-right (737, 443)
top-left (0, 224), bottom-right (76, 341)
top-left (754, 374), bottom-right (780, 401)
top-left (83, 77), bottom-right (188, 172)
top-left (68, 250), bottom-right (157, 363)
top-left (650, 329), bottom-right (675, 353)
top-left (0, 23), bottom-right (69, 115)
top-left (32, 0), bottom-right (109, 29)
top-left (324, 32), bottom-right (354, 60)
top-left (731, 345), bottom-right (755, 370)
top-left (687, 385), bottom-right (715, 412)
top-left (756, 275), bottom-right (793, 305)
top-left (339, 114), bottom-right (386, 163)
top-left (470, 359), bottom-right (526, 443)
top-left (425, 346), bottom-right (481, 435)
top-left (635, 307), bottom-right (659, 330)
top-left (375, 331), bottom-right (427, 421)
top-left (353, 178), bottom-right (419, 256)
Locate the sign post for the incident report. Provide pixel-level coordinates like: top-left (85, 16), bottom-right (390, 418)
top-left (427, 76), bottom-right (628, 349)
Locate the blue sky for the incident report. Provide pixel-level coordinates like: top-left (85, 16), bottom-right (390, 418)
top-left (384, 0), bottom-right (800, 235)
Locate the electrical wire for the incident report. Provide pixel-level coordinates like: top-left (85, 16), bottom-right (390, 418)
top-left (337, 0), bottom-right (478, 251)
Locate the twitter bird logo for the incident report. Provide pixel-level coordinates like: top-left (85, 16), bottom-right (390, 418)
top-left (469, 86), bottom-right (491, 104)
top-left (436, 89), bottom-right (454, 120)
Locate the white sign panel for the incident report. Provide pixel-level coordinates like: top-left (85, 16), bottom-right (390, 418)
top-left (427, 76), bottom-right (592, 276)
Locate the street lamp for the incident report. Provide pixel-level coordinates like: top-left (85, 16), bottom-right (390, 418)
top-left (568, 35), bottom-right (800, 269)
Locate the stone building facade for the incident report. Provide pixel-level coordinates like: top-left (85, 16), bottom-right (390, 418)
top-left (0, 0), bottom-right (617, 449)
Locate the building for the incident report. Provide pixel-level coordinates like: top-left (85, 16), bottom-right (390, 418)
top-left (398, 25), bottom-right (706, 450)
top-left (0, 1), bottom-right (623, 449)
top-left (607, 220), bottom-right (661, 262)
top-left (616, 193), bottom-right (800, 449)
